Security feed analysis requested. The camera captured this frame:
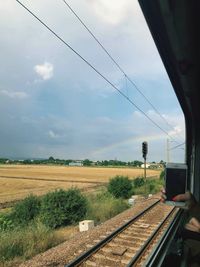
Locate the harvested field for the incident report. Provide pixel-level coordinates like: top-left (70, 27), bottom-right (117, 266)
top-left (0, 165), bottom-right (160, 204)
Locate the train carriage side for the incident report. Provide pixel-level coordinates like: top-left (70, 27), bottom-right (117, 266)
top-left (138, 1), bottom-right (200, 266)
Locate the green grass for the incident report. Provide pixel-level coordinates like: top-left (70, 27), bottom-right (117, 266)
top-left (85, 190), bottom-right (130, 224)
top-left (0, 221), bottom-right (64, 266)
top-left (132, 177), bottom-right (164, 195)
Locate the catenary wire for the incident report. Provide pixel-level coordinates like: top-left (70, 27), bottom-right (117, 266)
top-left (16, 0), bottom-right (181, 143)
top-left (124, 74), bottom-right (129, 98)
top-left (169, 142), bottom-right (185, 151)
top-left (61, 0), bottom-right (183, 140)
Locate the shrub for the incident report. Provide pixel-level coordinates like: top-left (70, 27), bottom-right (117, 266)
top-left (86, 191), bottom-right (129, 223)
top-left (40, 188), bottom-right (87, 228)
top-left (133, 177), bottom-right (145, 188)
top-left (108, 176), bottom-right (132, 198)
top-left (11, 195), bottom-right (41, 225)
top-left (0, 212), bottom-right (15, 231)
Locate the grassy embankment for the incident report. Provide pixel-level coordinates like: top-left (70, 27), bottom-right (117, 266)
top-left (0, 190), bottom-right (129, 266)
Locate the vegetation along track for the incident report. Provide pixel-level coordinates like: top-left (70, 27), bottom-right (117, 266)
top-left (65, 201), bottom-right (178, 267)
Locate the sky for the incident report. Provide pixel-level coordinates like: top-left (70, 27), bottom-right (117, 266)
top-left (0, 0), bottom-right (185, 162)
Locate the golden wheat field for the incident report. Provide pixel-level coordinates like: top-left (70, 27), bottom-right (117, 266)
top-left (0, 164), bottom-right (160, 203)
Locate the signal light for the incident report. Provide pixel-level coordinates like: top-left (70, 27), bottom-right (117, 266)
top-left (142, 141), bottom-right (148, 159)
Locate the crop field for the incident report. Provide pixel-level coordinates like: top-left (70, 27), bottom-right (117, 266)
top-left (0, 164), bottom-right (160, 203)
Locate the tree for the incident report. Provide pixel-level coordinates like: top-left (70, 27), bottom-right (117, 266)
top-left (23, 159), bottom-right (32, 164)
top-left (159, 160), bottom-right (166, 165)
top-left (133, 160), bottom-right (143, 167)
top-left (108, 176), bottom-right (132, 199)
top-left (83, 159), bottom-right (92, 166)
top-left (102, 160), bottom-right (109, 166)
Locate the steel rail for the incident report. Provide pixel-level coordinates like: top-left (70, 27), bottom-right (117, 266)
top-left (65, 200), bottom-right (160, 267)
top-left (144, 209), bottom-right (184, 267)
top-left (127, 206), bottom-right (177, 266)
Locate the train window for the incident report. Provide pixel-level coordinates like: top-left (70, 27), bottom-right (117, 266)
top-left (3, 0), bottom-right (199, 267)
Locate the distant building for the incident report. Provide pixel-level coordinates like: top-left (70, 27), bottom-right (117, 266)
top-left (141, 163), bottom-right (162, 169)
top-left (69, 161), bottom-right (83, 167)
top-left (141, 163), bottom-right (151, 169)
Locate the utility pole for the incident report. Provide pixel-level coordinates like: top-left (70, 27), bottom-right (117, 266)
top-left (142, 141), bottom-right (148, 197)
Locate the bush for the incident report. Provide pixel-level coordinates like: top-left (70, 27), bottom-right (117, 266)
top-left (0, 213), bottom-right (15, 231)
top-left (40, 188), bottom-right (87, 228)
top-left (11, 195), bottom-right (41, 225)
top-left (108, 176), bottom-right (132, 198)
top-left (86, 191), bottom-right (129, 223)
top-left (133, 177), bottom-right (145, 188)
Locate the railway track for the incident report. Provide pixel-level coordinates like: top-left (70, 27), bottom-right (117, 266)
top-left (65, 201), bottom-right (178, 267)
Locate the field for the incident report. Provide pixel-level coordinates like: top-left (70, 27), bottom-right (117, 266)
top-left (0, 164), bottom-right (160, 203)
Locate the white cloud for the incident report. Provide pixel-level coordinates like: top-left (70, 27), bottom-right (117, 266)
top-left (0, 90), bottom-right (28, 99)
top-left (87, 0), bottom-right (135, 25)
top-left (168, 126), bottom-right (183, 137)
top-left (48, 130), bottom-right (59, 139)
top-left (130, 110), bottom-right (185, 140)
top-left (34, 62), bottom-right (54, 80)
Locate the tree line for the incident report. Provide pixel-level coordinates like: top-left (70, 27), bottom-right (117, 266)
top-left (0, 157), bottom-right (165, 167)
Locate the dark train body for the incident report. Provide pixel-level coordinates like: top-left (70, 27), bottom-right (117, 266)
top-left (138, 0), bottom-right (200, 266)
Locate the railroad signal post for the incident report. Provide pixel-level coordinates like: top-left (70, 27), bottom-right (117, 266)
top-left (142, 141), bottom-right (148, 197)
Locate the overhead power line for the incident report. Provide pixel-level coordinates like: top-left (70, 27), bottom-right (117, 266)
top-left (61, 0), bottom-right (181, 138)
top-left (16, 0), bottom-right (181, 143)
top-left (170, 142), bottom-right (185, 151)
top-left (124, 74), bottom-right (129, 98)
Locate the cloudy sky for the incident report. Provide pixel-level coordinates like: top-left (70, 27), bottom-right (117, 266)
top-left (0, 0), bottom-right (185, 162)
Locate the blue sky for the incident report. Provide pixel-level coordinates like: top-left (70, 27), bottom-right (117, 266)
top-left (0, 0), bottom-right (185, 162)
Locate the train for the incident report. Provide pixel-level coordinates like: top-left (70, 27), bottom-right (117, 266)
top-left (138, 0), bottom-right (200, 266)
